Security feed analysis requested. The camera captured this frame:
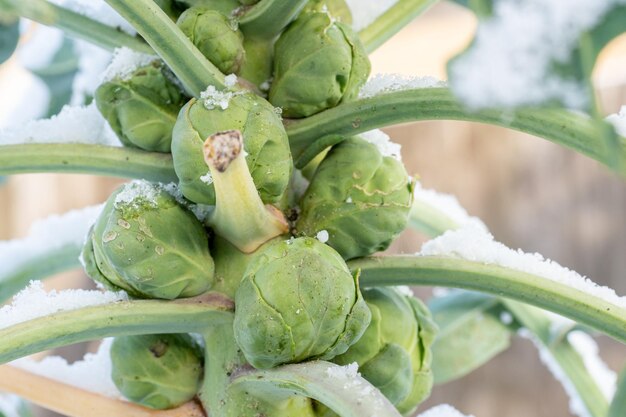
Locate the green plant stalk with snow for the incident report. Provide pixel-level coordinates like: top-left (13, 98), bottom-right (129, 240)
top-left (1, 1), bottom-right (626, 417)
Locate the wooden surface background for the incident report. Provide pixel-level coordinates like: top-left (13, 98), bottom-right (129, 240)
top-left (1, 3), bottom-right (626, 417)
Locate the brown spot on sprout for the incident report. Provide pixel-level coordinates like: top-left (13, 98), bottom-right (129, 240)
top-left (203, 130), bottom-right (243, 173)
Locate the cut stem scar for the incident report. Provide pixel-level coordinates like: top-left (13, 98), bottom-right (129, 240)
top-left (0, 365), bottom-right (205, 417)
top-left (203, 131), bottom-right (288, 253)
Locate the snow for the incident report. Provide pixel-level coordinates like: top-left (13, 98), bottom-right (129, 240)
top-left (500, 312), bottom-right (513, 325)
top-left (72, 41), bottom-right (113, 105)
top-left (17, 23), bottom-right (64, 71)
top-left (359, 74), bottom-right (445, 99)
top-left (200, 85), bottom-right (239, 111)
top-left (0, 205), bottom-right (104, 281)
top-left (345, 0), bottom-right (399, 32)
top-left (420, 226), bottom-right (626, 310)
top-left (449, 0), bottom-right (626, 110)
top-left (520, 329), bottom-right (591, 417)
top-left (567, 331), bottom-right (617, 400)
top-left (393, 286), bottom-right (414, 297)
top-left (0, 281), bottom-right (128, 330)
top-left (48, 0), bottom-right (136, 35)
top-left (224, 74), bottom-right (238, 88)
top-left (114, 180), bottom-right (161, 210)
top-left (161, 182), bottom-right (212, 223)
top-left (0, 102), bottom-right (121, 147)
top-left (416, 404), bottom-right (475, 417)
top-left (316, 230), bottom-right (330, 243)
top-left (0, 394), bottom-right (23, 417)
top-left (326, 362), bottom-right (359, 379)
top-left (323, 362), bottom-right (383, 408)
top-left (11, 338), bottom-right (123, 399)
top-left (102, 47), bottom-right (157, 83)
top-left (606, 106), bottom-right (626, 137)
top-left (200, 172), bottom-right (214, 185)
top-left (359, 129), bottom-right (402, 160)
top-left (413, 183), bottom-right (488, 231)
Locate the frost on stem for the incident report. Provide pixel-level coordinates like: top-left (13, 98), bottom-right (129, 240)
top-left (11, 338), bottom-right (122, 399)
top-left (203, 130), bottom-right (288, 252)
top-left (359, 74), bottom-right (446, 99)
top-left (48, 0), bottom-right (137, 35)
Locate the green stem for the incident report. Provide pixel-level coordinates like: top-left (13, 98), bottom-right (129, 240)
top-left (0, 293), bottom-right (234, 364)
top-left (284, 88), bottom-right (626, 173)
top-left (504, 301), bottom-right (609, 417)
top-left (0, 244), bottom-right (80, 304)
top-left (105, 0), bottom-right (225, 96)
top-left (0, 144), bottom-right (177, 182)
top-left (409, 200), bottom-right (461, 237)
top-left (239, 0), bottom-right (309, 39)
top-left (350, 256), bottom-right (626, 345)
top-left (609, 369), bottom-right (626, 417)
top-left (231, 361), bottom-right (402, 417)
top-left (1, 0), bottom-right (152, 54)
top-left (359, 0), bottom-right (438, 53)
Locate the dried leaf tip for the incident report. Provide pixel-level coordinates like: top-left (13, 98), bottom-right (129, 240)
top-left (203, 130), bottom-right (243, 172)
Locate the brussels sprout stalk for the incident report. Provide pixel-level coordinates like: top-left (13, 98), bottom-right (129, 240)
top-left (203, 130), bottom-right (288, 252)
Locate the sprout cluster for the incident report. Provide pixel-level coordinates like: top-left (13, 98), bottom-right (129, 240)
top-left (85, 1), bottom-right (435, 414)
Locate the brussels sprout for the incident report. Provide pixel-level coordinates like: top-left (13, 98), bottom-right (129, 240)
top-left (110, 334), bottom-right (203, 409)
top-left (154, 0), bottom-right (184, 20)
top-left (95, 61), bottom-right (186, 153)
top-left (84, 180), bottom-right (215, 299)
top-left (177, 7), bottom-right (246, 75)
top-left (177, 0), bottom-right (240, 15)
top-left (269, 11), bottom-right (370, 118)
top-left (296, 137), bottom-right (414, 260)
top-left (172, 93), bottom-right (291, 205)
top-left (303, 0), bottom-right (352, 24)
top-left (233, 237), bottom-right (371, 369)
top-left (333, 288), bottom-right (438, 415)
top-left (239, 0), bottom-right (258, 5)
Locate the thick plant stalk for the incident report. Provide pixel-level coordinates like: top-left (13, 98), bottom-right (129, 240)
top-left (203, 130), bottom-right (288, 253)
top-left (0, 366), bottom-right (204, 417)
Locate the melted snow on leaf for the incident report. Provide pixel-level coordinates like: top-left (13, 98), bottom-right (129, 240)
top-left (114, 180), bottom-right (160, 210)
top-left (606, 106), bottom-right (626, 137)
top-left (519, 329), bottom-right (591, 417)
top-left (11, 338), bottom-right (123, 399)
top-left (102, 47), bottom-right (157, 83)
top-left (0, 394), bottom-right (23, 417)
top-left (359, 74), bottom-right (446, 98)
top-left (48, 0), bottom-right (136, 35)
top-left (359, 129), bottom-right (402, 160)
top-left (0, 103), bottom-right (121, 146)
top-left (416, 404), bottom-right (475, 417)
top-left (0, 281), bottom-right (128, 330)
top-left (412, 183), bottom-right (488, 231)
top-left (0, 205), bottom-right (103, 281)
top-left (345, 0), bottom-right (399, 32)
top-left (567, 331), bottom-right (617, 400)
top-left (200, 85), bottom-right (239, 110)
top-left (449, 0), bottom-right (626, 110)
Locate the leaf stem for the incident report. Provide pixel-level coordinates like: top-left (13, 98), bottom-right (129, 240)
top-left (0, 294), bottom-right (234, 364)
top-left (105, 0), bottom-right (226, 96)
top-left (284, 88), bottom-right (626, 173)
top-left (1, 0), bottom-right (152, 54)
top-left (0, 144), bottom-right (177, 182)
top-left (359, 0), bottom-right (438, 53)
top-left (350, 255), bottom-right (626, 345)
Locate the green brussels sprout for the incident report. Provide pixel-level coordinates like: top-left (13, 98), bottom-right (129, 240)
top-left (239, 0), bottom-right (258, 5)
top-left (233, 237), bottom-right (371, 369)
top-left (333, 288), bottom-right (437, 415)
top-left (269, 11), bottom-right (370, 118)
top-left (303, 0), bottom-right (352, 24)
top-left (110, 334), bottom-right (203, 409)
top-left (177, 7), bottom-right (246, 75)
top-left (154, 0), bottom-right (184, 20)
top-left (83, 180), bottom-right (215, 299)
top-left (95, 61), bottom-right (186, 153)
top-left (172, 93), bottom-right (292, 205)
top-left (296, 137), bottom-right (414, 260)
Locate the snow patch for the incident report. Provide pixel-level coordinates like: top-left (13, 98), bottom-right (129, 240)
top-left (11, 338), bottom-right (123, 399)
top-left (417, 404), bottom-right (475, 417)
top-left (450, 0), bottom-right (626, 109)
top-left (0, 394), bottom-right (23, 417)
top-left (359, 129), bottom-right (402, 160)
top-left (420, 227), bottom-right (626, 310)
top-left (48, 0), bottom-right (136, 35)
top-left (200, 172), bottom-right (214, 185)
top-left (72, 41), bottom-right (113, 105)
top-left (316, 230), bottom-right (329, 243)
top-left (0, 281), bottom-right (128, 330)
top-left (567, 331), bottom-right (617, 400)
top-left (345, 0), bottom-right (399, 32)
top-left (606, 105), bottom-right (626, 137)
top-left (0, 205), bottom-right (103, 281)
top-left (102, 47), bottom-right (157, 83)
top-left (0, 103), bottom-right (121, 146)
top-left (114, 180), bottom-right (160, 210)
top-left (359, 74), bottom-right (445, 98)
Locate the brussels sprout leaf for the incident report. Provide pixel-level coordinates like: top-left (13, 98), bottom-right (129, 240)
top-left (0, 15), bottom-right (19, 64)
top-left (608, 368), bottom-right (626, 417)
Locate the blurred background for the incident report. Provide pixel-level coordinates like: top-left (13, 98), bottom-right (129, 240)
top-left (1, 2), bottom-right (626, 417)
